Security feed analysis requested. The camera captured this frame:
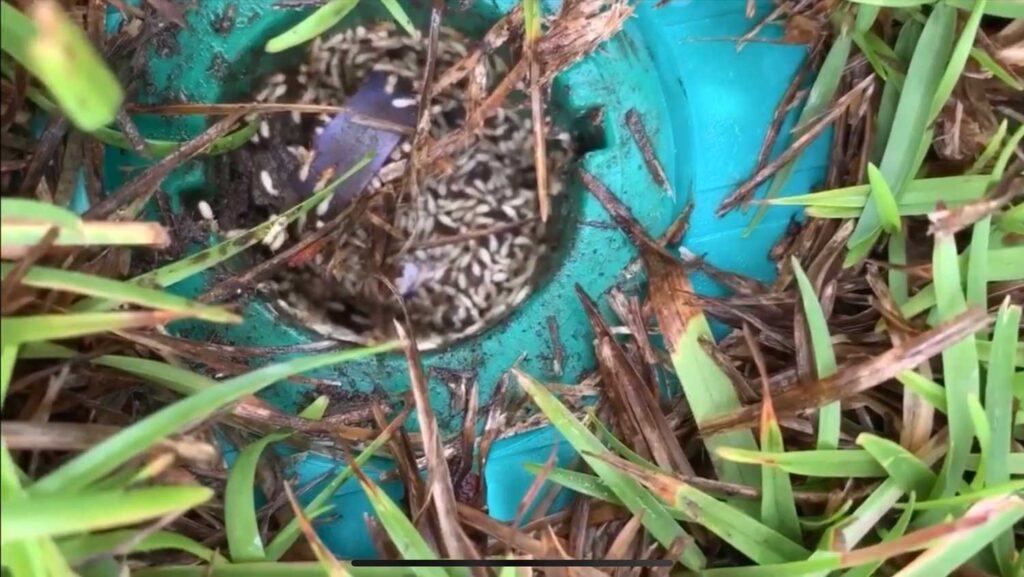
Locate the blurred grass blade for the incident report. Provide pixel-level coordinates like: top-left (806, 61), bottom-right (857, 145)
top-left (746, 24), bottom-right (852, 232)
top-left (21, 342), bottom-right (217, 395)
top-left (929, 230), bottom-right (979, 501)
top-left (968, 120), bottom-right (1007, 175)
top-left (594, 453), bottom-right (810, 564)
top-left (845, 1), bottom-right (933, 6)
top-left (264, 409), bottom-right (408, 560)
top-left (130, 152), bottom-right (371, 290)
top-left (966, 394), bottom-right (990, 489)
top-left (965, 217), bottom-right (991, 311)
top-left (984, 301), bottom-right (1021, 574)
top-left (265, 0), bottom-right (359, 53)
top-left (846, 2), bottom-right (956, 264)
top-left (840, 494), bottom-right (916, 577)
top-left (513, 368), bottom-right (706, 570)
top-left (898, 481), bottom-right (1024, 511)
top-left (29, 342), bottom-right (395, 494)
top-left (1, 0), bottom-right (124, 131)
top-left (894, 496), bottom-right (1024, 577)
top-left (225, 398), bottom-right (327, 562)
top-left (945, 0), bottom-right (1023, 18)
top-left (969, 48), bottom-right (1023, 91)
top-left (927, 0), bottom-right (986, 122)
top-left (1, 264), bottom-right (240, 324)
top-left (378, 0), bottom-right (414, 35)
top-left (895, 371), bottom-right (948, 413)
top-left (59, 530), bottom-right (218, 564)
top-left (1, 344), bottom-right (17, 409)
top-left (348, 460), bottom-right (442, 577)
top-left (718, 448), bottom-right (885, 478)
top-left (791, 258), bottom-right (839, 450)
top-left (134, 562), bottom-right (419, 576)
top-left (856, 434), bottom-right (936, 495)
top-left (1, 197), bottom-right (82, 229)
top-left (768, 174), bottom-right (991, 210)
top-left (1, 486), bottom-right (212, 544)
top-left (866, 163), bottom-right (901, 232)
top-left (758, 385), bottom-right (801, 542)
top-left (226, 431), bottom-right (291, 562)
top-left (1, 311), bottom-right (188, 347)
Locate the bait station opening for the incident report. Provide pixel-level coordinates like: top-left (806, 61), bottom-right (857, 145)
top-left (211, 21), bottom-right (578, 349)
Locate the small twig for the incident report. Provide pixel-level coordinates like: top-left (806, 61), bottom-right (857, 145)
top-left (626, 108), bottom-right (673, 198)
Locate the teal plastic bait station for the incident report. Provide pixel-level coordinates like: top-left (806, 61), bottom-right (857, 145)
top-left (107, 0), bottom-right (830, 558)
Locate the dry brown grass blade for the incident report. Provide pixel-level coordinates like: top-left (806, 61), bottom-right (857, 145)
top-left (701, 306), bottom-right (991, 435)
top-left (456, 502), bottom-right (549, 557)
top-left (85, 112), bottom-right (245, 219)
top-left (281, 481), bottom-right (350, 576)
top-left (717, 73), bottom-right (875, 215)
top-left (605, 512), bottom-right (644, 561)
top-left (929, 157), bottom-right (1023, 236)
top-left (567, 496), bottom-right (591, 559)
top-left (586, 303), bottom-right (694, 475)
top-left (394, 321), bottom-right (480, 563)
top-left (19, 115), bottom-right (70, 199)
top-left (2, 420), bottom-right (217, 463)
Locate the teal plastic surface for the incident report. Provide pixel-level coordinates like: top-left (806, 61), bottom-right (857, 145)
top-left (103, 0), bottom-right (829, 558)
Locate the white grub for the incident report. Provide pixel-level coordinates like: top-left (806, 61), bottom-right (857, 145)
top-left (391, 97), bottom-right (417, 109)
top-left (316, 196), bottom-right (333, 216)
top-left (198, 200), bottom-right (215, 221)
top-left (259, 170), bottom-right (279, 197)
top-left (259, 120), bottom-right (271, 139)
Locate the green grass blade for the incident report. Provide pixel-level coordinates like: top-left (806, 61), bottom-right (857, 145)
top-left (791, 258), bottom-right (840, 450)
top-left (29, 342), bottom-right (395, 494)
top-left (589, 410), bottom-right (660, 472)
top-left (1, 486), bottom-right (212, 544)
top-left (513, 368), bottom-right (705, 570)
top-left (1, 197), bottom-right (82, 228)
top-left (992, 124), bottom-right (1024, 180)
top-left (3, 0), bottom-right (123, 131)
top-left (350, 464), bottom-right (441, 577)
top-left (946, 0), bottom-right (1023, 18)
top-left (1, 344), bottom-right (17, 409)
top-left (895, 371), bottom-right (948, 413)
top-left (846, 2), bottom-right (956, 262)
top-left (889, 229), bottom-right (909, 305)
top-left (226, 398), bottom-right (326, 562)
top-left (130, 152), bottom-right (370, 290)
top-left (746, 25), bottom-right (852, 233)
top-left (896, 496), bottom-right (1024, 577)
top-left (901, 481), bottom-right (1024, 512)
top-left (596, 455), bottom-right (810, 564)
top-left (758, 389), bottom-right (801, 542)
top-left (985, 302), bottom-right (1021, 574)
top-left (1, 263), bottom-right (240, 324)
top-left (841, 493), bottom-right (915, 577)
top-left (929, 230), bottom-right (979, 501)
top-left (265, 0), bottom-right (360, 53)
top-left (769, 174), bottom-right (991, 210)
top-left (866, 163), bottom-right (901, 232)
top-left (871, 18), bottom-right (922, 164)
top-left (378, 0), bottom-right (414, 35)
top-left (969, 48), bottom-right (1023, 91)
top-left (966, 217), bottom-right (992, 312)
top-left (264, 413), bottom-right (403, 561)
top-left (718, 448), bottom-right (885, 478)
top-left (1, 311), bottom-right (186, 347)
top-left (968, 120), bottom-right (1008, 175)
top-left (524, 464), bottom-right (621, 503)
top-left (997, 202), bottom-right (1023, 234)
top-left (928, 0), bottom-right (986, 122)
top-left (225, 432), bottom-right (289, 562)
top-left (967, 394), bottom-right (990, 489)
top-left (856, 434), bottom-right (936, 494)
top-left (20, 342), bottom-right (218, 395)
top-left (58, 530), bottom-right (218, 564)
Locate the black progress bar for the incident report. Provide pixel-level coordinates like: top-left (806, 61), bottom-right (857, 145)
top-left (351, 559), bottom-right (673, 567)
